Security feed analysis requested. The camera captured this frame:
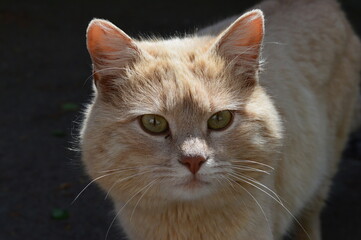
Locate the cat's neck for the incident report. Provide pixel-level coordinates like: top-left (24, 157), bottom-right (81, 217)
top-left (117, 191), bottom-right (273, 240)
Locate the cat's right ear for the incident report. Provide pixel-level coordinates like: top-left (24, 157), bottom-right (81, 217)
top-left (86, 19), bottom-right (140, 89)
top-left (211, 10), bottom-right (264, 85)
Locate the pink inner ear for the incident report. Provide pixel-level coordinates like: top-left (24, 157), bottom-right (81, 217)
top-left (216, 10), bottom-right (264, 60)
top-left (86, 19), bottom-right (141, 70)
top-left (87, 22), bottom-right (114, 55)
top-left (87, 19), bottom-right (134, 61)
top-left (86, 19), bottom-right (140, 95)
top-left (235, 12), bottom-right (263, 47)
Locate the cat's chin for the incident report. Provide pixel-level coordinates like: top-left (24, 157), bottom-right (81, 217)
top-left (165, 175), bottom-right (217, 201)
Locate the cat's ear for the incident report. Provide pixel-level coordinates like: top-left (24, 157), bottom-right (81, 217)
top-left (212, 10), bottom-right (264, 83)
top-left (86, 19), bottom-right (140, 89)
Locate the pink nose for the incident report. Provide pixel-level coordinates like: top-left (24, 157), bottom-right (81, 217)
top-left (179, 156), bottom-right (207, 174)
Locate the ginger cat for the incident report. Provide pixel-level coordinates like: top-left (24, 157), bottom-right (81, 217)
top-left (80, 0), bottom-right (361, 239)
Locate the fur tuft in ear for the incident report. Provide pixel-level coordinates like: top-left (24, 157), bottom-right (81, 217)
top-left (86, 19), bottom-right (140, 91)
top-left (212, 10), bottom-right (264, 81)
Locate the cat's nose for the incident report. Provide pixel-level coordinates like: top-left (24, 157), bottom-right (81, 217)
top-left (179, 156), bottom-right (207, 174)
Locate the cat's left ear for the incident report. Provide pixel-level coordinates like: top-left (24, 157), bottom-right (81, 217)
top-left (86, 19), bottom-right (140, 89)
top-left (212, 10), bottom-right (264, 80)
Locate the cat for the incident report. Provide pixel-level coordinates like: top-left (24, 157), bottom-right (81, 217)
top-left (79, 0), bottom-right (361, 239)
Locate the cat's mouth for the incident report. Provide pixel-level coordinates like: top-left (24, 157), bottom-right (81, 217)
top-left (177, 175), bottom-right (210, 189)
top-left (165, 174), bottom-right (217, 200)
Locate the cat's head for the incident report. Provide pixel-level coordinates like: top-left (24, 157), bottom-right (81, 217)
top-left (80, 10), bottom-right (283, 204)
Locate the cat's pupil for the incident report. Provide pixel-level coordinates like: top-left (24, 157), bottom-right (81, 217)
top-left (150, 117), bottom-right (159, 126)
top-left (207, 110), bottom-right (232, 130)
top-left (140, 114), bottom-right (169, 134)
top-left (216, 114), bottom-right (222, 121)
top-left (149, 117), bottom-right (155, 126)
top-left (211, 113), bottom-right (223, 122)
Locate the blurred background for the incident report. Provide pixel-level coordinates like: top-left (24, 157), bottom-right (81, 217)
top-left (1, 0), bottom-right (360, 239)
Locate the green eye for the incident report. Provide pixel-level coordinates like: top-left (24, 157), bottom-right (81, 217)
top-left (207, 110), bottom-right (233, 130)
top-left (140, 114), bottom-right (169, 134)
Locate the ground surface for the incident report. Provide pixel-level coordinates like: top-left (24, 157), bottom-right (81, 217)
top-left (1, 0), bottom-right (360, 239)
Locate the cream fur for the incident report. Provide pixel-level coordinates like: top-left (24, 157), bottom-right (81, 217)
top-left (80, 0), bottom-right (361, 239)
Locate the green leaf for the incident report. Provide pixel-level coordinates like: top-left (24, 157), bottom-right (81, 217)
top-left (61, 103), bottom-right (79, 112)
top-left (52, 130), bottom-right (66, 137)
top-left (51, 208), bottom-right (69, 220)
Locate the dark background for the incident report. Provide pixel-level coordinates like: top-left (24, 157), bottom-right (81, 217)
top-left (1, 0), bottom-right (360, 239)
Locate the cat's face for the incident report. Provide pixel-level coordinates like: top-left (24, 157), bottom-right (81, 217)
top-left (81, 11), bottom-right (282, 204)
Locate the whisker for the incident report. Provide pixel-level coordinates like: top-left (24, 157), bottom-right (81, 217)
top-left (104, 170), bottom-right (154, 199)
top-left (218, 175), bottom-right (248, 209)
top-left (228, 172), bottom-right (283, 206)
top-left (230, 165), bottom-right (270, 175)
top-left (71, 171), bottom-right (121, 204)
top-left (98, 164), bottom-right (163, 174)
top-left (105, 179), bottom-right (159, 240)
top-left (97, 166), bottom-right (140, 174)
top-left (231, 159), bottom-right (275, 170)
top-left (83, 67), bottom-right (126, 87)
top-left (227, 173), bottom-right (311, 240)
top-left (223, 175), bottom-right (271, 231)
top-left (234, 172), bottom-right (283, 203)
top-left (129, 178), bottom-right (158, 222)
top-left (263, 41), bottom-right (287, 46)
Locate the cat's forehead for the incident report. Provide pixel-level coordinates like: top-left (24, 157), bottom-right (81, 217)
top-left (137, 37), bottom-right (213, 57)
top-left (121, 38), bottom-right (242, 117)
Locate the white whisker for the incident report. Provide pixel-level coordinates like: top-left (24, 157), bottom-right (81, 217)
top-left (231, 159), bottom-right (275, 170)
top-left (227, 173), bottom-right (311, 240)
top-left (98, 164), bottom-right (165, 174)
top-left (223, 175), bottom-right (271, 231)
top-left (228, 172), bottom-right (283, 206)
top-left (71, 171), bottom-right (120, 204)
top-left (129, 178), bottom-right (158, 222)
top-left (105, 170), bottom-right (154, 199)
top-left (83, 67), bottom-right (126, 86)
top-left (105, 179), bottom-right (159, 240)
top-left (230, 165), bottom-right (270, 175)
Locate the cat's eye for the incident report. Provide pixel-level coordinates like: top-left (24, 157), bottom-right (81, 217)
top-left (207, 110), bottom-right (233, 130)
top-left (140, 114), bottom-right (169, 134)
